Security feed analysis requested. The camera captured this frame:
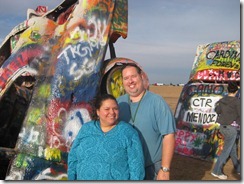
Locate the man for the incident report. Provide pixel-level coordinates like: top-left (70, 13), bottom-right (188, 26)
top-left (117, 63), bottom-right (176, 180)
top-left (211, 81), bottom-right (240, 180)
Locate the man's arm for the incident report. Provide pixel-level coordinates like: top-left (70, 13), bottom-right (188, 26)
top-left (157, 133), bottom-right (175, 180)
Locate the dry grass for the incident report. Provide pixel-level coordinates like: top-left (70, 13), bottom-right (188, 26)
top-left (149, 85), bottom-right (183, 113)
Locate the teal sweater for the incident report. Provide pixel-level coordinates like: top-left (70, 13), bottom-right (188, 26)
top-left (68, 120), bottom-right (145, 180)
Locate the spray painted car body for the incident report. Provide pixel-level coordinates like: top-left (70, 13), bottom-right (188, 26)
top-left (174, 40), bottom-right (240, 161)
top-left (0, 0), bottom-right (149, 180)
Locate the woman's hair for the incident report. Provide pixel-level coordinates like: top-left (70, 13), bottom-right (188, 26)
top-left (227, 81), bottom-right (239, 93)
top-left (92, 94), bottom-right (118, 120)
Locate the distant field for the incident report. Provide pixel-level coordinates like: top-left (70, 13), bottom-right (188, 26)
top-left (149, 85), bottom-right (183, 113)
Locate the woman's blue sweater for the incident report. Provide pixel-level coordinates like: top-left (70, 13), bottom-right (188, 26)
top-left (68, 120), bottom-right (145, 180)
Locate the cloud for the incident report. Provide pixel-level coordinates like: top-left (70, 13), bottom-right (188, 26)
top-left (0, 0), bottom-right (240, 84)
top-left (115, 0), bottom-right (240, 83)
top-left (113, 41), bottom-right (194, 83)
top-left (0, 0), bottom-right (60, 16)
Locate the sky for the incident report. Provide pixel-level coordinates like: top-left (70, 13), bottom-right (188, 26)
top-left (0, 0), bottom-right (241, 84)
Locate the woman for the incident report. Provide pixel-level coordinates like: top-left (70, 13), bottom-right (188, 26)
top-left (68, 94), bottom-right (145, 180)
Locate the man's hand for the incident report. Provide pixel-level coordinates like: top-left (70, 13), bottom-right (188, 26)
top-left (157, 169), bottom-right (170, 180)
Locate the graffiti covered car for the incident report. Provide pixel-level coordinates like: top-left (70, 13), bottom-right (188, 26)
top-left (174, 40), bottom-right (240, 161)
top-left (0, 0), bottom-right (150, 180)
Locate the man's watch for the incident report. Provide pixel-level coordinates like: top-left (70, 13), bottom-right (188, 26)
top-left (160, 166), bottom-right (170, 172)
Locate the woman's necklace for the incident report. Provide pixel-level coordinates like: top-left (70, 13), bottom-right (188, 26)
top-left (128, 90), bottom-right (146, 127)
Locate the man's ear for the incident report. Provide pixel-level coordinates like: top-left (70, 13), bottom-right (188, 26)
top-left (141, 72), bottom-right (149, 90)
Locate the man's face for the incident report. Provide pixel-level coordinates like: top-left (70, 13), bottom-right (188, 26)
top-left (122, 66), bottom-right (144, 97)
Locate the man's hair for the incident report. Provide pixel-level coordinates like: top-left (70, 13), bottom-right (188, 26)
top-left (121, 63), bottom-right (142, 74)
top-left (227, 81), bottom-right (238, 93)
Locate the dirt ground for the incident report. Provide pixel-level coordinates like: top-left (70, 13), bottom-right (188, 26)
top-left (149, 85), bottom-right (241, 181)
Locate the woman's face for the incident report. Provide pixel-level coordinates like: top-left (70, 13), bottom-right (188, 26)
top-left (97, 99), bottom-right (119, 127)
